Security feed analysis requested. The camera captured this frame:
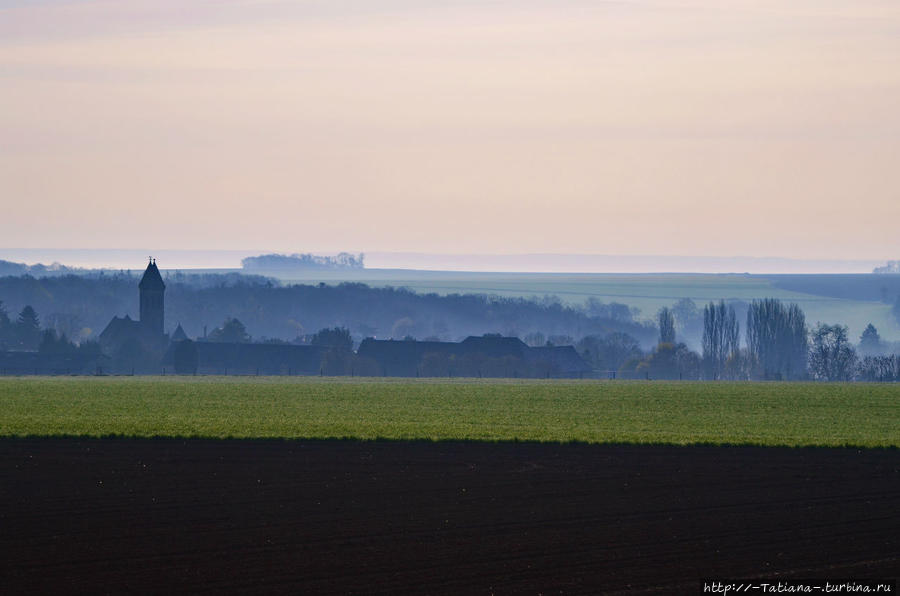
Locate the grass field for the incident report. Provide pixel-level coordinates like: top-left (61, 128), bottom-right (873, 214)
top-left (1, 377), bottom-right (897, 447)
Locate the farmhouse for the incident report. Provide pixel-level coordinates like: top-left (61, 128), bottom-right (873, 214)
top-left (161, 341), bottom-right (329, 375)
top-left (357, 335), bottom-right (591, 378)
top-left (0, 350), bottom-right (105, 375)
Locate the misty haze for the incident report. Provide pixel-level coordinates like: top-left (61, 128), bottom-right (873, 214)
top-left (2, 0), bottom-right (899, 593)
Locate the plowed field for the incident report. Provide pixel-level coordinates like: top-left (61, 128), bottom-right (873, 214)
top-left (2, 439), bottom-right (898, 594)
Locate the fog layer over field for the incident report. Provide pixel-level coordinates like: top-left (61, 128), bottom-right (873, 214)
top-left (0, 249), bottom-right (886, 274)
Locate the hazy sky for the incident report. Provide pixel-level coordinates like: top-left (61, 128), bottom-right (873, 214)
top-left (1, 0), bottom-right (898, 260)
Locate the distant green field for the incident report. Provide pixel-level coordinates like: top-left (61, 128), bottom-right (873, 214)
top-left (248, 269), bottom-right (899, 342)
top-left (2, 377), bottom-right (897, 447)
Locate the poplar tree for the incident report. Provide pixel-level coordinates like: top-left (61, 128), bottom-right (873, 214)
top-left (702, 300), bottom-right (739, 380)
top-left (657, 307), bottom-right (676, 345)
top-left (15, 305), bottom-right (41, 351)
top-left (745, 299), bottom-right (808, 380)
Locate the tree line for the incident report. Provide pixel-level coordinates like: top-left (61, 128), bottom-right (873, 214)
top-left (2, 272), bottom-right (899, 381)
top-left (193, 297), bottom-right (900, 381)
top-left (0, 300), bottom-right (100, 356)
top-left (241, 253), bottom-right (365, 271)
top-left (604, 298), bottom-right (897, 381)
top-left (0, 273), bottom-right (657, 346)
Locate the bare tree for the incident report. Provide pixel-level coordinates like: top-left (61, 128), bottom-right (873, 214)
top-left (672, 298), bottom-right (702, 345)
top-left (702, 300), bottom-right (740, 380)
top-left (523, 332), bottom-right (545, 347)
top-left (577, 332), bottom-right (643, 373)
top-left (858, 355), bottom-right (898, 382)
top-left (809, 323), bottom-right (858, 381)
top-left (746, 299), bottom-right (808, 380)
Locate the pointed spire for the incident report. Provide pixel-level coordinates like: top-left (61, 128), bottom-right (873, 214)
top-left (171, 323), bottom-right (188, 342)
top-left (139, 258), bottom-right (165, 290)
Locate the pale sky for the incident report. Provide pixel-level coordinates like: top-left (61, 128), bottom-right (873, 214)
top-left (1, 0), bottom-right (898, 260)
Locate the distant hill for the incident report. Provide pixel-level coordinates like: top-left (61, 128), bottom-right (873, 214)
top-left (0, 259), bottom-right (81, 277)
top-left (873, 261), bottom-right (900, 274)
top-left (241, 253), bottom-right (364, 271)
top-left (0, 274), bottom-right (656, 347)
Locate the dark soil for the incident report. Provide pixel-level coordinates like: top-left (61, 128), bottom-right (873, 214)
top-left (1, 439), bottom-right (898, 594)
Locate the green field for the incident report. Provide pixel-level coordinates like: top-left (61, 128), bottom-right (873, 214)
top-left (2, 377), bottom-right (897, 447)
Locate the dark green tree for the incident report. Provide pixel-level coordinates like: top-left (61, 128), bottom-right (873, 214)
top-left (640, 342), bottom-right (701, 380)
top-left (77, 339), bottom-right (102, 358)
top-left (310, 327), bottom-right (353, 351)
top-left (38, 329), bottom-right (76, 354)
top-left (310, 327), bottom-right (353, 375)
top-left (657, 307), bottom-right (676, 345)
top-left (0, 300), bottom-right (11, 349)
top-left (15, 305), bottom-right (41, 351)
top-left (858, 323), bottom-right (883, 357)
top-left (207, 318), bottom-right (250, 343)
top-left (577, 332), bottom-right (642, 373)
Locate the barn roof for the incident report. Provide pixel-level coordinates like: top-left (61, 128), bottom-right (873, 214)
top-left (460, 335), bottom-right (528, 358)
top-left (525, 346), bottom-right (592, 374)
top-left (357, 338), bottom-right (458, 376)
top-left (162, 341), bottom-right (329, 374)
top-left (356, 335), bottom-right (591, 377)
top-left (171, 324), bottom-right (188, 342)
top-left (98, 315), bottom-right (142, 343)
top-left (0, 351), bottom-right (105, 374)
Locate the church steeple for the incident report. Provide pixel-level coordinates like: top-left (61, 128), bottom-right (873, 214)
top-left (139, 258), bottom-right (165, 337)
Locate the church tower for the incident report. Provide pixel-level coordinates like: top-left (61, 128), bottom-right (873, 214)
top-left (139, 258), bottom-right (166, 337)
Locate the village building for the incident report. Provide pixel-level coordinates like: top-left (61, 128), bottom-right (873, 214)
top-left (171, 324), bottom-right (188, 342)
top-left (0, 350), bottom-right (104, 376)
top-left (357, 335), bottom-right (591, 378)
top-left (161, 341), bottom-right (330, 376)
top-left (98, 259), bottom-right (169, 357)
top-left (91, 260), bottom-right (593, 378)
